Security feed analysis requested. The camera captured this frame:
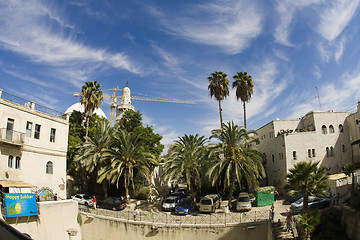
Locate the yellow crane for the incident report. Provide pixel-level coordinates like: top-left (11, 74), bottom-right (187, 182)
top-left (105, 85), bottom-right (197, 126)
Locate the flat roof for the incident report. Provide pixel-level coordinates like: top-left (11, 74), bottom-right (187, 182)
top-left (327, 173), bottom-right (348, 180)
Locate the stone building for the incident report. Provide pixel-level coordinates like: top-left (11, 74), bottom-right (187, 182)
top-left (255, 109), bottom-right (352, 189)
top-left (0, 89), bottom-right (69, 200)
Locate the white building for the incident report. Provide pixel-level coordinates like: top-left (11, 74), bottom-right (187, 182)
top-left (0, 89), bottom-right (69, 200)
top-left (255, 110), bottom-right (352, 189)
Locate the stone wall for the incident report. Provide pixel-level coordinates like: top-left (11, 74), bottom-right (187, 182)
top-left (80, 212), bottom-right (272, 240)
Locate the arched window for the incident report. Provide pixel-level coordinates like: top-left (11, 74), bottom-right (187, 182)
top-left (326, 147), bottom-right (330, 157)
top-left (330, 147), bottom-right (334, 156)
top-left (339, 124), bottom-right (344, 133)
top-left (46, 161), bottom-right (53, 174)
top-left (8, 156), bottom-right (13, 168)
top-left (322, 125), bottom-right (327, 134)
top-left (15, 157), bottom-right (20, 169)
top-left (329, 125), bottom-right (335, 133)
top-left (342, 144), bottom-right (346, 152)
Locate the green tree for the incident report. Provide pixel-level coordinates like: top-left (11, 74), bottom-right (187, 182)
top-left (343, 163), bottom-right (355, 195)
top-left (208, 71), bottom-right (229, 127)
top-left (67, 111), bottom-right (85, 177)
top-left (97, 130), bottom-right (158, 199)
top-left (285, 161), bottom-right (328, 213)
top-left (164, 134), bottom-right (208, 201)
top-left (207, 121), bottom-right (265, 208)
top-left (298, 210), bottom-right (321, 240)
top-left (75, 119), bottom-right (112, 197)
top-left (79, 81), bottom-right (103, 138)
top-left (115, 110), bottom-right (164, 156)
top-left (232, 72), bottom-right (254, 129)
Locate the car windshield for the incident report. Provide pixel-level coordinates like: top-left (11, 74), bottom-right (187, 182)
top-left (178, 199), bottom-right (192, 207)
top-left (238, 197), bottom-right (249, 202)
top-left (201, 199), bottom-right (211, 205)
top-left (83, 195), bottom-right (92, 200)
top-left (294, 198), bottom-right (303, 204)
top-left (164, 199), bottom-right (175, 204)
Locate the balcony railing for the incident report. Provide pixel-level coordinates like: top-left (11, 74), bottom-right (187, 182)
top-left (0, 129), bottom-right (25, 146)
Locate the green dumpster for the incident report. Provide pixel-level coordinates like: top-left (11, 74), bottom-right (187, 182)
top-left (256, 186), bottom-right (275, 207)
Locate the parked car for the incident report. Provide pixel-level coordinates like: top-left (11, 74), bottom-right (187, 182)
top-left (290, 196), bottom-right (331, 214)
top-left (236, 192), bottom-right (251, 211)
top-left (174, 198), bottom-right (194, 215)
top-left (97, 197), bottom-right (127, 211)
top-left (199, 194), bottom-right (221, 213)
top-left (71, 194), bottom-right (93, 207)
top-left (162, 196), bottom-right (180, 211)
top-left (170, 191), bottom-right (186, 200)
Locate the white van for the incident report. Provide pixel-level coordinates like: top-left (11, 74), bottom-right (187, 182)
top-left (236, 192), bottom-right (251, 211)
top-left (199, 194), bottom-right (221, 213)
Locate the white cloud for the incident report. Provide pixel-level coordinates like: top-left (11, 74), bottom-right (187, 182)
top-left (149, 0), bottom-right (263, 54)
top-left (317, 0), bottom-right (360, 41)
top-left (2, 69), bottom-right (49, 87)
top-left (0, 1), bottom-right (139, 86)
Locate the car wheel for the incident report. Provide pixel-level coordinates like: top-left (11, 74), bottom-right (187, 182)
top-left (85, 202), bottom-right (88, 207)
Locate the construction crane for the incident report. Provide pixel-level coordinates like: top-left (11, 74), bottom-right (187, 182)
top-left (105, 84), bottom-right (197, 126)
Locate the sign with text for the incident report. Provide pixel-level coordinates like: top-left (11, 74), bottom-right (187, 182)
top-left (4, 193), bottom-right (38, 217)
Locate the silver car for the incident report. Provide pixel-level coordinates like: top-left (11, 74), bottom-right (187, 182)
top-left (162, 196), bottom-right (179, 211)
top-left (71, 194), bottom-right (94, 207)
top-left (236, 192), bottom-right (251, 211)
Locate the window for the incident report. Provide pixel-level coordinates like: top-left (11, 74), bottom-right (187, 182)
top-left (34, 124), bottom-right (41, 139)
top-left (50, 128), bottom-right (56, 142)
top-left (6, 118), bottom-right (14, 141)
top-left (15, 157), bottom-right (20, 169)
top-left (308, 149), bottom-right (311, 158)
top-left (26, 122), bottom-right (32, 138)
top-left (8, 156), bottom-right (13, 168)
top-left (329, 125), bottom-right (335, 133)
top-left (312, 149), bottom-right (316, 157)
top-left (330, 147), bottom-right (334, 156)
top-left (342, 144), bottom-right (346, 152)
top-left (326, 147), bottom-right (330, 157)
top-left (322, 125), bottom-right (327, 134)
top-left (293, 151), bottom-right (297, 160)
top-left (339, 124), bottom-right (343, 133)
top-left (46, 161), bottom-right (53, 174)
top-left (272, 154), bottom-right (275, 163)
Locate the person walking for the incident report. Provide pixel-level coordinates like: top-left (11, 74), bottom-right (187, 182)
top-left (286, 214), bottom-right (293, 232)
top-left (133, 207), bottom-right (139, 221)
top-left (54, 193), bottom-right (58, 201)
top-left (274, 189), bottom-right (279, 201)
top-left (270, 203), bottom-right (275, 222)
top-left (93, 196), bottom-right (97, 209)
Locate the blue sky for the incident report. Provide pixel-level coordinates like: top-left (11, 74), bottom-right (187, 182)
top-left (1, 0), bottom-right (360, 151)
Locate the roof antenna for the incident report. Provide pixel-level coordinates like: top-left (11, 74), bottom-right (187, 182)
top-left (126, 78), bottom-right (128, 87)
top-left (315, 87), bottom-right (322, 110)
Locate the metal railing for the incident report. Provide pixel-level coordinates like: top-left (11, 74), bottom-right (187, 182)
top-left (0, 129), bottom-right (24, 145)
top-left (0, 90), bottom-right (66, 119)
top-left (79, 206), bottom-right (270, 226)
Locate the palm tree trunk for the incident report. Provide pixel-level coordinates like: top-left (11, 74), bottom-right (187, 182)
top-left (228, 169), bottom-right (235, 209)
top-left (218, 100), bottom-right (223, 127)
top-left (85, 116), bottom-right (90, 139)
top-left (243, 101), bottom-right (247, 129)
top-left (125, 172), bottom-right (129, 203)
top-left (102, 180), bottom-right (108, 198)
top-left (303, 195), bottom-right (308, 212)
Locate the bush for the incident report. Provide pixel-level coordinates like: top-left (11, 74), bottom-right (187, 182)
top-left (130, 184), bottom-right (150, 200)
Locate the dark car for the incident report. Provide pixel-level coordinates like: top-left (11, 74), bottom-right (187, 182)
top-left (97, 197), bottom-right (127, 211)
top-left (174, 198), bottom-right (194, 215)
top-left (170, 191), bottom-right (186, 200)
top-left (290, 196), bottom-right (331, 214)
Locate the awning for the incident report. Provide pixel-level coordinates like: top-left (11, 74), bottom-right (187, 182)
top-left (0, 180), bottom-right (36, 188)
top-left (351, 139), bottom-right (360, 145)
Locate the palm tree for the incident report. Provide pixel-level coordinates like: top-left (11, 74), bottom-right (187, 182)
top-left (297, 210), bottom-right (321, 240)
top-left (285, 161), bottom-right (328, 213)
top-left (97, 130), bottom-right (157, 199)
top-left (343, 163), bottom-right (355, 195)
top-left (75, 119), bottom-right (112, 196)
top-left (208, 71), bottom-right (230, 127)
top-left (207, 121), bottom-right (265, 208)
top-left (232, 72), bottom-right (254, 129)
top-left (80, 81), bottom-right (103, 138)
top-left (164, 134), bottom-right (208, 201)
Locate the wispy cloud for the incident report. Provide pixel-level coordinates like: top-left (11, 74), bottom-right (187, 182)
top-left (148, 0), bottom-right (263, 54)
top-left (0, 1), bottom-right (139, 86)
top-left (316, 0), bottom-right (360, 41)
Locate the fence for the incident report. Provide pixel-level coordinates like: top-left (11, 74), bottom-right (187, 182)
top-left (79, 206), bottom-right (270, 226)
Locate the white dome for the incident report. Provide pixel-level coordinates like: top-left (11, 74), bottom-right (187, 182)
top-left (65, 103), bottom-right (107, 119)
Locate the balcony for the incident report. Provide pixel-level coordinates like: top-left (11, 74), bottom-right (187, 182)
top-left (0, 129), bottom-right (24, 146)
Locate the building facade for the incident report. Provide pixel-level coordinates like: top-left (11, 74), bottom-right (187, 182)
top-left (0, 89), bottom-right (69, 199)
top-left (255, 110), bottom-right (352, 189)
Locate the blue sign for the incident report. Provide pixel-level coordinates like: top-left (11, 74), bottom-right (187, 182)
top-left (4, 193), bottom-right (38, 217)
